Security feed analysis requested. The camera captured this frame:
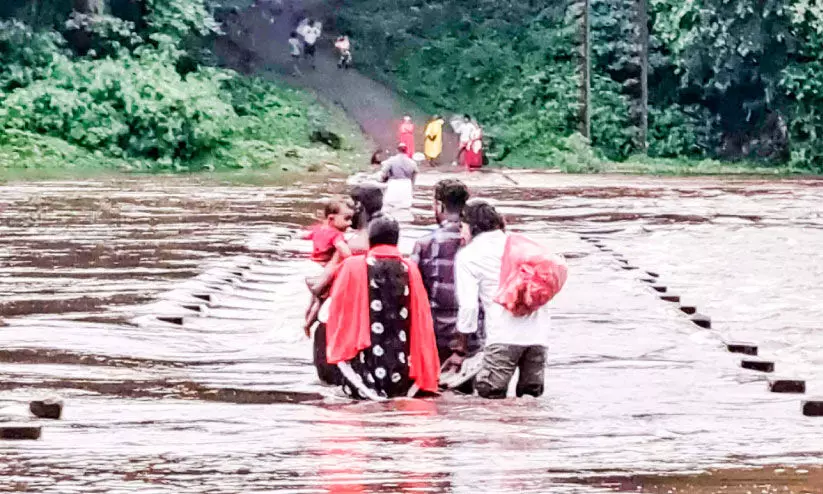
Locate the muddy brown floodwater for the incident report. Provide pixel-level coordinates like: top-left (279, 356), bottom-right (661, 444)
top-left (1, 172), bottom-right (823, 493)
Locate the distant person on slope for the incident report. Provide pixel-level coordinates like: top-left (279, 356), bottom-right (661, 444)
top-left (335, 34), bottom-right (352, 69)
top-left (378, 143), bottom-right (418, 222)
top-left (424, 115), bottom-right (445, 166)
top-left (288, 31), bottom-right (303, 75)
top-left (399, 116), bottom-right (415, 157)
top-left (298, 19), bottom-right (322, 69)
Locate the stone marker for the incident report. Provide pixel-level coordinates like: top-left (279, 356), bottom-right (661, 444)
top-left (680, 305), bottom-right (697, 315)
top-left (29, 398), bottom-right (63, 420)
top-left (618, 259), bottom-right (629, 264)
top-left (157, 316), bottom-right (184, 326)
top-left (646, 271), bottom-right (660, 278)
top-left (193, 294), bottom-right (212, 303)
top-left (182, 305), bottom-right (202, 312)
top-left (661, 295), bottom-right (680, 303)
top-left (726, 343), bottom-right (757, 356)
top-left (741, 359), bottom-right (774, 373)
top-left (651, 285), bottom-right (667, 293)
top-left (0, 424), bottom-right (41, 440)
top-left (690, 313), bottom-right (711, 329)
top-left (769, 380), bottom-right (805, 394)
top-left (640, 278), bottom-right (656, 283)
top-left (621, 265), bottom-right (638, 270)
top-left (802, 401), bottom-right (823, 417)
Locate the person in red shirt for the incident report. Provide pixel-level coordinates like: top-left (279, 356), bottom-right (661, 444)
top-left (303, 200), bottom-right (354, 335)
top-left (304, 200), bottom-right (354, 265)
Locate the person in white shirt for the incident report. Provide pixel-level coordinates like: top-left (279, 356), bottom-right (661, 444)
top-left (299, 19), bottom-right (322, 68)
top-left (451, 201), bottom-right (550, 399)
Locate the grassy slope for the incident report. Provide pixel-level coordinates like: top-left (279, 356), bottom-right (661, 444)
top-left (0, 77), bottom-right (370, 183)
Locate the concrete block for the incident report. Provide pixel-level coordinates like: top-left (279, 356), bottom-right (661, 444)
top-left (680, 305), bottom-right (697, 315)
top-left (769, 380), bottom-right (805, 394)
top-left (193, 294), bottom-right (212, 303)
top-left (726, 343), bottom-right (757, 356)
top-left (741, 359), bottom-right (774, 373)
top-left (646, 271), bottom-right (660, 278)
top-left (803, 401), bottom-right (823, 416)
top-left (157, 316), bottom-right (184, 326)
top-left (690, 313), bottom-right (711, 328)
top-left (617, 259), bottom-right (629, 264)
top-left (651, 285), bottom-right (667, 293)
top-left (182, 305), bottom-right (202, 312)
top-left (29, 398), bottom-right (63, 419)
top-left (621, 265), bottom-right (638, 271)
top-left (640, 278), bottom-right (656, 283)
top-left (661, 295), bottom-right (680, 303)
top-left (0, 424), bottom-right (41, 440)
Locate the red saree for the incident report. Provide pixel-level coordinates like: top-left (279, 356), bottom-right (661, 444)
top-left (326, 245), bottom-right (440, 393)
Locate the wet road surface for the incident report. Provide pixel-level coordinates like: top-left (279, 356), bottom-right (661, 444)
top-left (1, 172), bottom-right (823, 493)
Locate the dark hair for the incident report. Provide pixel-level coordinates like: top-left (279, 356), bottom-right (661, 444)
top-left (368, 215), bottom-right (400, 246)
top-left (435, 179), bottom-right (469, 213)
top-left (290, 31), bottom-right (297, 38)
top-left (323, 198), bottom-right (348, 218)
top-left (463, 114), bottom-right (471, 120)
top-left (350, 184), bottom-right (383, 229)
top-left (461, 200), bottom-right (505, 237)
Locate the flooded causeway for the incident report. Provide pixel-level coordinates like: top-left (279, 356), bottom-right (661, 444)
top-left (2, 172), bottom-right (823, 493)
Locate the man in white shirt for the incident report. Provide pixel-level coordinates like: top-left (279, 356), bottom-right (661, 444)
top-left (299, 19), bottom-right (322, 68)
top-left (452, 201), bottom-right (550, 399)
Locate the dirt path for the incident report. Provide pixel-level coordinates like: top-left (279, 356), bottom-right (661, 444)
top-left (214, 0), bottom-right (460, 162)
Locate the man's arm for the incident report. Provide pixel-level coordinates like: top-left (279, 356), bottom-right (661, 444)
top-left (377, 160), bottom-right (391, 182)
top-left (455, 251), bottom-right (480, 338)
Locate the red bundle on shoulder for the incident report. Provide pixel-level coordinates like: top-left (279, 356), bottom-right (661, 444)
top-left (494, 234), bottom-right (568, 317)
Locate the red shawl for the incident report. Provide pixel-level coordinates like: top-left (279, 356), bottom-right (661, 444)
top-left (325, 245), bottom-right (440, 393)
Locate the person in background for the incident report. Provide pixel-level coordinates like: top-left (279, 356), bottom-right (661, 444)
top-left (399, 116), bottom-right (415, 157)
top-left (335, 33), bottom-right (352, 69)
top-left (458, 115), bottom-right (483, 170)
top-left (302, 199), bottom-right (354, 335)
top-left (300, 19), bottom-right (322, 69)
top-left (288, 31), bottom-right (303, 76)
top-left (325, 215), bottom-right (440, 400)
top-left (378, 142), bottom-right (418, 222)
top-left (411, 180), bottom-right (485, 370)
top-left (424, 115), bottom-right (445, 167)
top-left (452, 201), bottom-right (550, 399)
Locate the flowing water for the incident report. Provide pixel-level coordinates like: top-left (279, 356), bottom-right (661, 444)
top-left (1, 172), bottom-right (823, 493)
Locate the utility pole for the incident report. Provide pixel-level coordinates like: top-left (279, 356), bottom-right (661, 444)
top-left (579, 0), bottom-right (591, 140)
top-left (638, 0), bottom-right (649, 152)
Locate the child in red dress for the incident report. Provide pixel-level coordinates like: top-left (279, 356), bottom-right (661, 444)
top-left (303, 199), bottom-right (353, 334)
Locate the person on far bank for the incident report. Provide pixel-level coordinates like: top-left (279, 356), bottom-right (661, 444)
top-left (399, 116), bottom-right (415, 157)
top-left (457, 115), bottom-right (483, 170)
top-left (411, 180), bottom-right (485, 370)
top-left (377, 142), bottom-right (418, 222)
top-left (452, 201), bottom-right (550, 399)
top-left (424, 115), bottom-right (445, 166)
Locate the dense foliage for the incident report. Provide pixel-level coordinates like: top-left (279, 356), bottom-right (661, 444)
top-left (337, 0), bottom-right (823, 171)
top-left (0, 0), bottom-right (352, 172)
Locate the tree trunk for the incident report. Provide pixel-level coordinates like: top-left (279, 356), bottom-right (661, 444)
top-left (579, 0), bottom-right (591, 140)
top-left (637, 0), bottom-right (648, 152)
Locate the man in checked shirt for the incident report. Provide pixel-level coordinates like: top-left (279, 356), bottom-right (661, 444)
top-left (411, 180), bottom-right (485, 375)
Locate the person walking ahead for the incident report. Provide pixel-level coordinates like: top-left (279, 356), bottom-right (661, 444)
top-left (453, 201), bottom-right (551, 399)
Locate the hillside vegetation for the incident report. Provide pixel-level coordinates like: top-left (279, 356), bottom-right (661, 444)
top-left (336, 0), bottom-right (823, 172)
top-left (0, 0), bottom-right (363, 174)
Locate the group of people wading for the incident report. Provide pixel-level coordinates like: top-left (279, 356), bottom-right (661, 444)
top-left (302, 180), bottom-right (566, 400)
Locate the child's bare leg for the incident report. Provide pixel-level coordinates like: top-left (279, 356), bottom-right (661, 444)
top-left (304, 299), bottom-right (321, 337)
